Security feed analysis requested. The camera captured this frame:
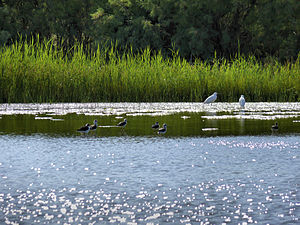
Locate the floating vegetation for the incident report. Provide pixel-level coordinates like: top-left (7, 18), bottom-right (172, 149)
top-left (181, 116), bottom-right (191, 120)
top-left (0, 102), bottom-right (300, 116)
top-left (34, 116), bottom-right (53, 120)
top-left (0, 103), bottom-right (299, 118)
top-left (202, 128), bottom-right (219, 131)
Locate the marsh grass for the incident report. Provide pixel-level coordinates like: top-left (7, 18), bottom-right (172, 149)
top-left (0, 38), bottom-right (299, 103)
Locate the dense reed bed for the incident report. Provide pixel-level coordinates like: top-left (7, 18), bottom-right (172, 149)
top-left (0, 39), bottom-right (299, 103)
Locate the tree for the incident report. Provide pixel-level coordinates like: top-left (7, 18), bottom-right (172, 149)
top-left (246, 0), bottom-right (299, 61)
top-left (1, 0), bottom-right (298, 61)
top-left (91, 0), bottom-right (163, 52)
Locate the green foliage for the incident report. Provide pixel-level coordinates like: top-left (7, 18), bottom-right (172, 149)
top-left (1, 0), bottom-right (299, 61)
top-left (0, 39), bottom-right (299, 103)
top-left (0, 4), bottom-right (13, 45)
top-left (90, 0), bottom-right (299, 61)
top-left (91, 0), bottom-right (163, 52)
top-left (246, 0), bottom-right (299, 61)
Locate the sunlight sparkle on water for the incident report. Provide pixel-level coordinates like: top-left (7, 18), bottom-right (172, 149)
top-left (1, 102), bottom-right (299, 117)
top-left (0, 102), bottom-right (299, 224)
top-left (0, 135), bottom-right (299, 224)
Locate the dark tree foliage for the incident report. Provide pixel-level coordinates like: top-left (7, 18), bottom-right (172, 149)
top-left (1, 0), bottom-right (299, 61)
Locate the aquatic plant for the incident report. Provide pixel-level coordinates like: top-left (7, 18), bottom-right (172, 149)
top-left (0, 39), bottom-right (299, 103)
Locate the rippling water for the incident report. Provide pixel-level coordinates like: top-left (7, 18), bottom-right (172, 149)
top-left (0, 102), bottom-right (300, 137)
top-left (0, 103), bottom-right (299, 224)
top-left (0, 135), bottom-right (299, 224)
top-left (1, 102), bottom-right (300, 118)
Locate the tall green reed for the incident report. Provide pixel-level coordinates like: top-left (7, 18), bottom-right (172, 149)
top-left (0, 38), bottom-right (299, 103)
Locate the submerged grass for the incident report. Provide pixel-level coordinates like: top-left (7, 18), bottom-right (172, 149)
top-left (0, 39), bottom-right (299, 103)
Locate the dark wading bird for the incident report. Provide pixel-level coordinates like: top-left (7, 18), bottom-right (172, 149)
top-left (271, 122), bottom-right (279, 131)
top-left (152, 122), bottom-right (159, 129)
top-left (90, 119), bottom-right (98, 131)
top-left (158, 124), bottom-right (167, 134)
top-left (117, 119), bottom-right (127, 128)
top-left (77, 123), bottom-right (90, 133)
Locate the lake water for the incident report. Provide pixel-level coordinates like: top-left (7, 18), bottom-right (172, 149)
top-left (0, 103), bottom-right (299, 224)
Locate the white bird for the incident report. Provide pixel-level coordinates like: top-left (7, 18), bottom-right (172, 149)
top-left (117, 118), bottom-right (127, 128)
top-left (158, 124), bottom-right (167, 134)
top-left (90, 119), bottom-right (98, 131)
top-left (239, 95), bottom-right (245, 108)
top-left (77, 123), bottom-right (90, 133)
top-left (152, 122), bottom-right (159, 129)
top-left (204, 92), bottom-right (217, 104)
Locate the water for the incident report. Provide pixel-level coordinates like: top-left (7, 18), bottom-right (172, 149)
top-left (0, 103), bottom-right (299, 224)
top-left (0, 102), bottom-right (299, 136)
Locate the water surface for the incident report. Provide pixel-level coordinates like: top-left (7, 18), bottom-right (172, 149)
top-left (0, 103), bottom-right (299, 224)
top-left (0, 102), bottom-right (299, 136)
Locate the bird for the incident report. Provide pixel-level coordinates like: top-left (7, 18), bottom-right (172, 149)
top-left (204, 92), bottom-right (217, 104)
top-left (117, 118), bottom-right (127, 128)
top-left (90, 119), bottom-right (98, 131)
top-left (239, 95), bottom-right (245, 108)
top-left (271, 122), bottom-right (279, 131)
top-left (158, 124), bottom-right (167, 134)
top-left (152, 122), bottom-right (159, 129)
top-left (77, 123), bottom-right (90, 133)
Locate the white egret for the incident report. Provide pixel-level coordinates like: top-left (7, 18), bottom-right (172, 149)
top-left (204, 92), bottom-right (217, 104)
top-left (239, 95), bottom-right (245, 108)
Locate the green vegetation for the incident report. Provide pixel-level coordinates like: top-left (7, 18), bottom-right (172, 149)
top-left (1, 0), bottom-right (299, 62)
top-left (1, 0), bottom-right (299, 103)
top-left (0, 39), bottom-right (299, 103)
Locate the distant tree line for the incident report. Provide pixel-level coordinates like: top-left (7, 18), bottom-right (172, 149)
top-left (0, 0), bottom-right (299, 61)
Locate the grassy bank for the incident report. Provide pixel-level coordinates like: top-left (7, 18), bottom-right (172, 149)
top-left (0, 39), bottom-right (299, 103)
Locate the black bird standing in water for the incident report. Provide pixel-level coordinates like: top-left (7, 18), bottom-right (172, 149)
top-left (271, 122), bottom-right (279, 131)
top-left (77, 123), bottom-right (90, 133)
top-left (90, 119), bottom-right (98, 131)
top-left (117, 119), bottom-right (127, 128)
top-left (158, 124), bottom-right (167, 134)
top-left (152, 122), bottom-right (159, 129)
